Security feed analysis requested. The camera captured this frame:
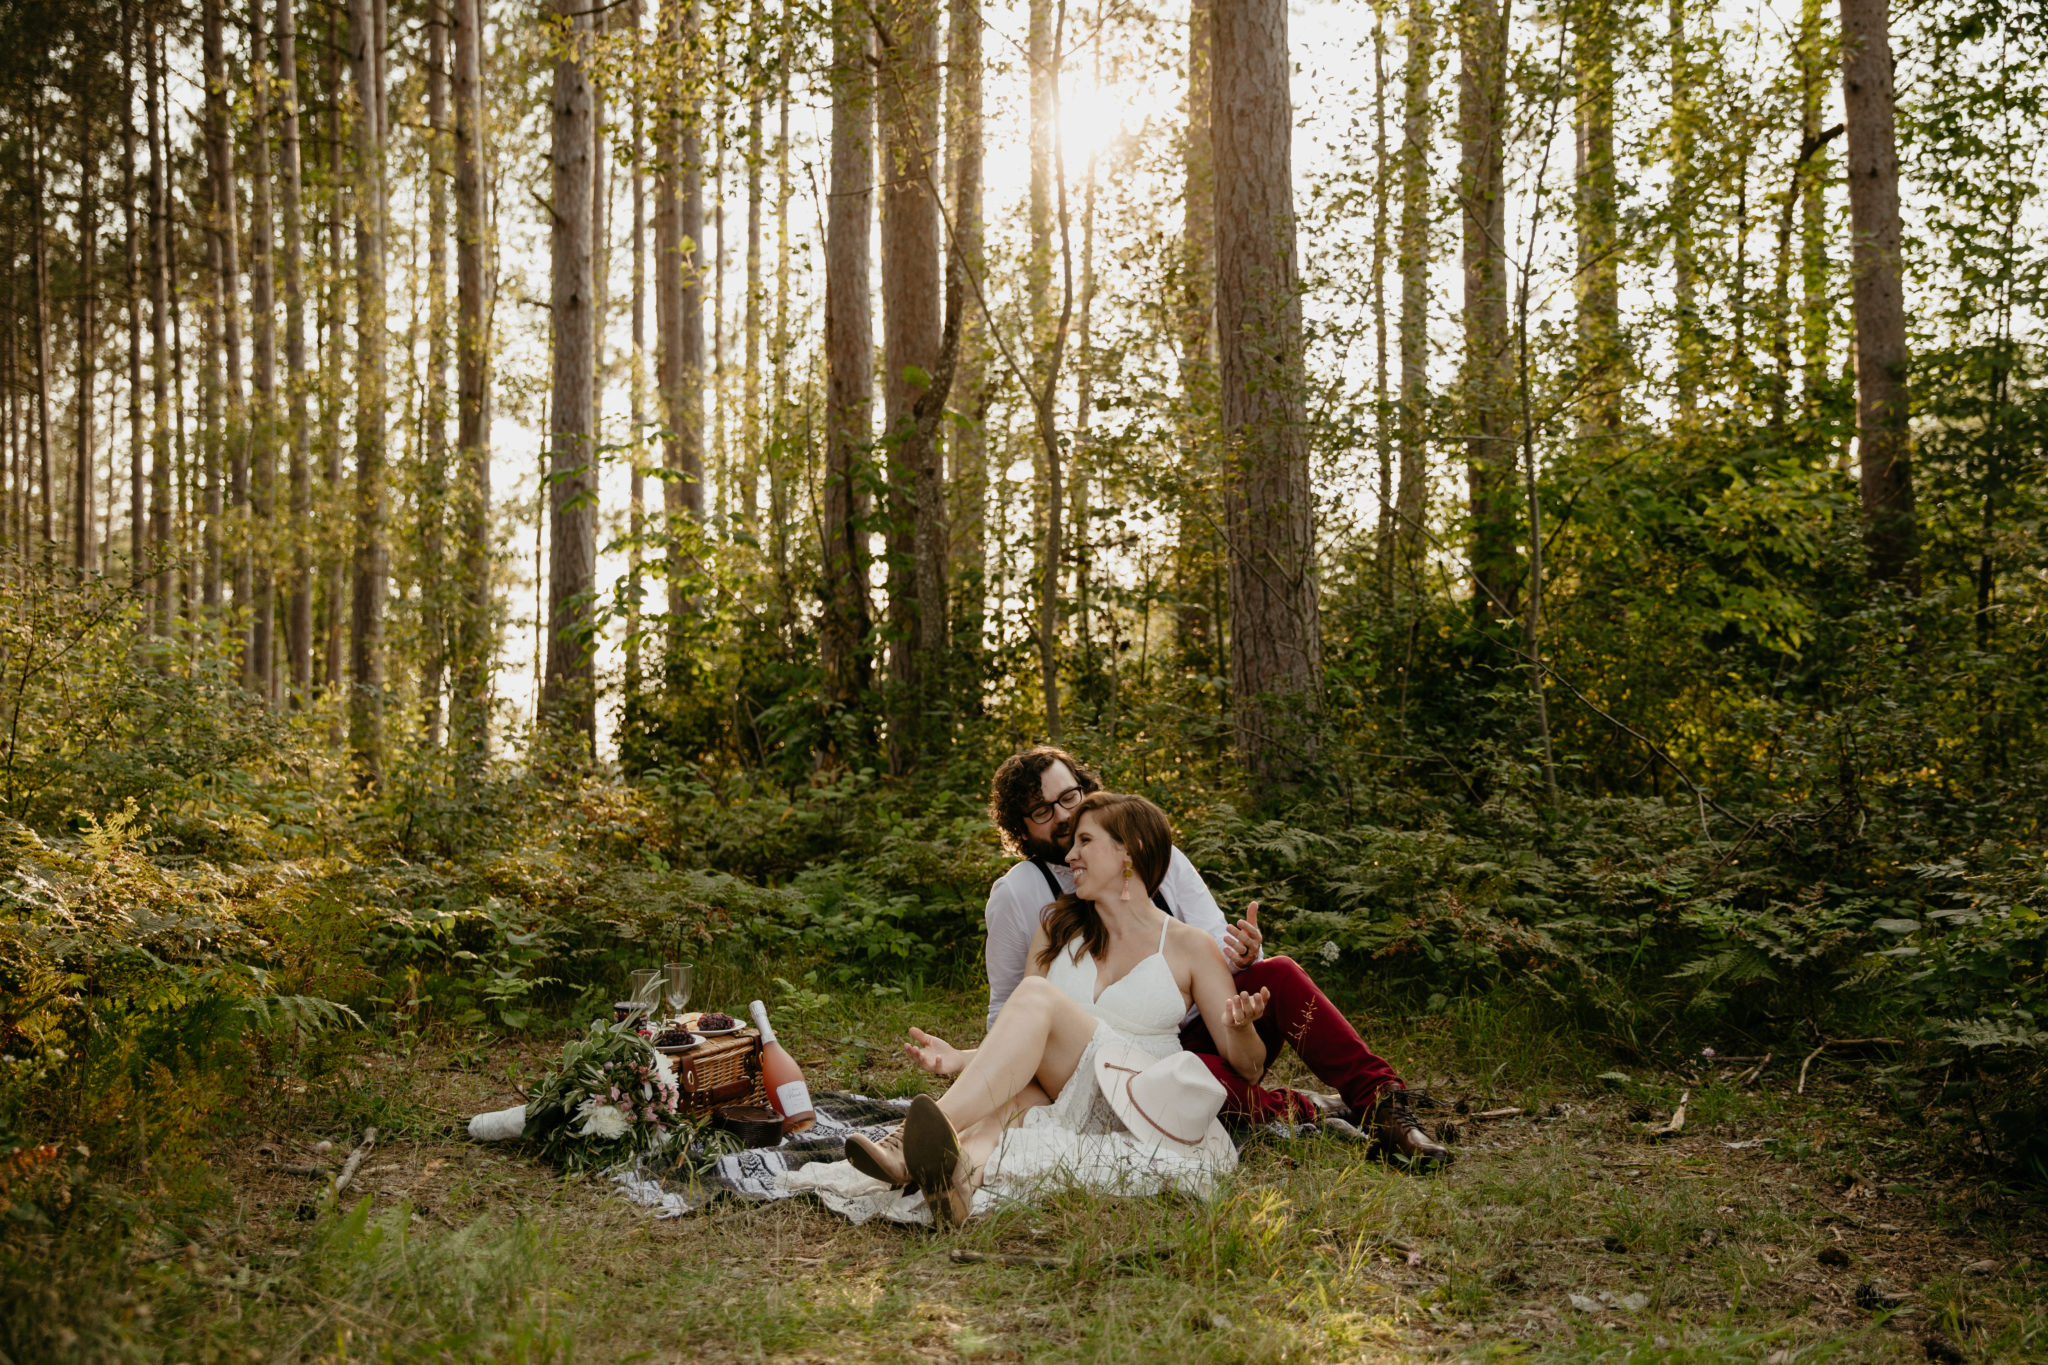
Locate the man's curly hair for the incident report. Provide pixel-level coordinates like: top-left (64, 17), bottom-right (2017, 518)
top-left (988, 746), bottom-right (1102, 855)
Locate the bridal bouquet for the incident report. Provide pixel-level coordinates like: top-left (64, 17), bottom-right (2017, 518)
top-left (523, 1021), bottom-right (689, 1174)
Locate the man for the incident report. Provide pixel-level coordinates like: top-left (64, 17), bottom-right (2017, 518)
top-left (982, 745), bottom-right (1453, 1166)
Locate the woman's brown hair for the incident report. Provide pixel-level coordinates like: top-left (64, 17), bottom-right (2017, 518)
top-left (1034, 793), bottom-right (1174, 969)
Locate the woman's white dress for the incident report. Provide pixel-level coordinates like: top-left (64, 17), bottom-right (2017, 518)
top-left (780, 916), bottom-right (1237, 1224)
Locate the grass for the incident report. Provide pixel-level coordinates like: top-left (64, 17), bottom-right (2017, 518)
top-left (23, 975), bottom-right (2048, 1364)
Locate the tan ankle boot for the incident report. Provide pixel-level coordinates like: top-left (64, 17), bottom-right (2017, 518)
top-left (846, 1125), bottom-right (913, 1190)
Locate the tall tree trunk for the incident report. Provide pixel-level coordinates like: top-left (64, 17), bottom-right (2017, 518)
top-left (821, 0), bottom-right (874, 709)
top-left (743, 0), bottom-right (763, 541)
top-left (946, 0), bottom-right (986, 658)
top-left (656, 0), bottom-right (705, 643)
top-left (1574, 0), bottom-right (1621, 435)
top-left (1173, 0), bottom-right (1217, 663)
top-left (1669, 0), bottom-right (1697, 420)
top-left (203, 0), bottom-right (246, 617)
top-left (1370, 2), bottom-right (1392, 603)
top-left (322, 14), bottom-right (346, 703)
top-left (626, 0), bottom-right (647, 697)
top-left (1839, 0), bottom-right (1915, 584)
top-left (124, 5), bottom-right (145, 576)
top-left (879, 0), bottom-right (945, 767)
top-left (30, 106), bottom-right (56, 562)
top-left (75, 68), bottom-right (99, 574)
top-left (770, 16), bottom-right (793, 603)
top-left (1214, 0), bottom-right (1321, 775)
top-left (1394, 0), bottom-right (1432, 589)
top-left (249, 0), bottom-right (279, 698)
top-left (348, 0), bottom-right (389, 783)
top-left (1459, 0), bottom-right (1515, 625)
top-left (148, 18), bottom-right (173, 629)
top-left (543, 0), bottom-right (597, 750)
top-left (1797, 0), bottom-right (1831, 406)
top-left (277, 0), bottom-right (313, 696)
top-left (451, 0), bottom-right (492, 771)
top-left (422, 0), bottom-right (451, 744)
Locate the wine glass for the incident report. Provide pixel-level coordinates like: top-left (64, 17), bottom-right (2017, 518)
top-left (664, 962), bottom-right (694, 1021)
top-left (628, 968), bottom-right (662, 1026)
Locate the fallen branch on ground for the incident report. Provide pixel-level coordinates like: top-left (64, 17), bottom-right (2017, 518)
top-left (333, 1128), bottom-right (378, 1196)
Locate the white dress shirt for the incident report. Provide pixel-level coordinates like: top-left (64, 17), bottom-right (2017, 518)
top-left (982, 847), bottom-right (1252, 1028)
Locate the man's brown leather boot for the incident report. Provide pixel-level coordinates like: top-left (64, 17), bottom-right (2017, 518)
top-left (1370, 1089), bottom-right (1455, 1168)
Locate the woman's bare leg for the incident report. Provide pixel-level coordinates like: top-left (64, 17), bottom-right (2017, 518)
top-left (938, 978), bottom-right (1097, 1134)
top-left (957, 1080), bottom-right (1051, 1180)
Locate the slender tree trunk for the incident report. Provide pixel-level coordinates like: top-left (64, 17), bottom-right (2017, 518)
top-left (821, 0), bottom-right (874, 709)
top-left (124, 6), bottom-right (145, 577)
top-left (946, 0), bottom-right (986, 658)
top-left (422, 0), bottom-right (451, 744)
top-left (1214, 0), bottom-right (1321, 775)
top-left (148, 21), bottom-right (173, 628)
top-left (204, 0), bottom-right (246, 618)
top-left (348, 0), bottom-right (389, 783)
top-left (1459, 0), bottom-right (1515, 625)
top-left (322, 15), bottom-right (346, 703)
top-left (626, 0), bottom-right (647, 697)
top-left (1669, 0), bottom-right (1697, 420)
top-left (1574, 0), bottom-right (1621, 435)
top-left (1370, 2), bottom-right (1393, 603)
top-left (75, 70), bottom-right (99, 574)
top-left (1838, 0), bottom-right (1915, 584)
top-left (543, 0), bottom-right (597, 749)
top-left (30, 107), bottom-right (56, 563)
top-left (770, 19), bottom-right (793, 603)
top-left (656, 0), bottom-right (705, 642)
top-left (743, 0), bottom-right (763, 540)
top-left (250, 1), bottom-right (280, 698)
top-left (879, 0), bottom-right (946, 767)
top-left (451, 0), bottom-right (492, 771)
top-left (1173, 0), bottom-right (1217, 662)
top-left (277, 0), bottom-right (313, 696)
top-left (1394, 0), bottom-right (1432, 589)
top-left (1798, 0), bottom-right (1831, 406)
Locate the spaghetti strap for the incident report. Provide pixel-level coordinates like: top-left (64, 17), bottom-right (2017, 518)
top-left (1156, 913), bottom-right (1170, 953)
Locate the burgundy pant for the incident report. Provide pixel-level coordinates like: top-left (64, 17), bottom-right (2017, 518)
top-left (1177, 956), bottom-right (1404, 1123)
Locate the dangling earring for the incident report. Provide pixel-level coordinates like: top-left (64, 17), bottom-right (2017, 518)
top-left (1120, 857), bottom-right (1134, 902)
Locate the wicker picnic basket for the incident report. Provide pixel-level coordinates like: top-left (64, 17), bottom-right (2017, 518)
top-left (671, 1029), bottom-right (770, 1116)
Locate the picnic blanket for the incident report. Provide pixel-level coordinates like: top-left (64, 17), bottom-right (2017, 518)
top-left (609, 1091), bottom-right (1326, 1223)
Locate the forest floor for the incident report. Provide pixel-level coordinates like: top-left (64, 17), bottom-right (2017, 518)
top-left (135, 980), bottom-right (2048, 1364)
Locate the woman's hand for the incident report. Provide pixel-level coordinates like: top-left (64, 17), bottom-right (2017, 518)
top-left (904, 1026), bottom-right (967, 1076)
top-left (1222, 985), bottom-right (1270, 1031)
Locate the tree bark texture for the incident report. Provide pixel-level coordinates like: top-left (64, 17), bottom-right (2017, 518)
top-left (544, 0), bottom-right (597, 749)
top-left (75, 58), bottom-right (98, 573)
top-left (148, 21), bottom-right (173, 628)
top-left (1838, 0), bottom-right (1916, 584)
top-left (656, 0), bottom-right (705, 638)
top-left (348, 0), bottom-right (389, 783)
top-left (947, 0), bottom-right (986, 653)
top-left (1173, 0), bottom-right (1220, 663)
top-left (422, 0), bottom-right (451, 745)
top-left (203, 0), bottom-right (245, 610)
top-left (452, 0), bottom-right (493, 769)
top-left (1669, 0), bottom-right (1698, 418)
top-left (1459, 0), bottom-right (1515, 625)
top-left (1574, 0), bottom-right (1621, 434)
top-left (1395, 0), bottom-right (1432, 586)
top-left (822, 0), bottom-right (874, 708)
top-left (123, 7), bottom-right (144, 576)
top-left (250, 1), bottom-right (280, 697)
top-left (276, 0), bottom-right (313, 695)
top-left (1213, 0), bottom-right (1322, 775)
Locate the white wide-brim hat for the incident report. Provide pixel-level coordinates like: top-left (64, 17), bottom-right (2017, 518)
top-left (1094, 1043), bottom-right (1236, 1165)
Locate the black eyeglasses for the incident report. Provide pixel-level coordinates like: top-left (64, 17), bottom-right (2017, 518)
top-left (1023, 786), bottom-right (1085, 825)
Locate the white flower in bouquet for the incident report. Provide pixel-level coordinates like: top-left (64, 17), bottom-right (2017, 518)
top-left (574, 1097), bottom-right (632, 1140)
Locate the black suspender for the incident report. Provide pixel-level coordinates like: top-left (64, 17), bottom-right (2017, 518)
top-left (1028, 856), bottom-right (1177, 920)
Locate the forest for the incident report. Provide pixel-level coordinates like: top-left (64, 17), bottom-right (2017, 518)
top-left (0, 0), bottom-right (2044, 1356)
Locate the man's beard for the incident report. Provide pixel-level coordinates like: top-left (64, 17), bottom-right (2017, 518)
top-left (1020, 819), bottom-right (1074, 863)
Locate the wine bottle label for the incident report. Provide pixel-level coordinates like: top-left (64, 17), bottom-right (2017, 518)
top-left (775, 1079), bottom-right (813, 1117)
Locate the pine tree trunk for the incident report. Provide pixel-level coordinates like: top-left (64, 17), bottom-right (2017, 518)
top-left (1173, 0), bottom-right (1217, 663)
top-left (75, 69), bottom-right (99, 574)
top-left (1370, 4), bottom-right (1392, 603)
top-left (31, 106), bottom-right (56, 563)
top-left (1394, 0), bottom-right (1432, 588)
top-left (123, 6), bottom-right (144, 576)
top-left (1459, 0), bottom-right (1515, 625)
top-left (249, 1), bottom-right (280, 698)
top-left (946, 0), bottom-right (986, 658)
top-left (1574, 0), bottom-right (1620, 435)
top-left (743, 0), bottom-right (763, 540)
top-left (626, 0), bottom-right (647, 697)
top-left (656, 0), bottom-right (705, 641)
top-left (879, 0), bottom-right (945, 766)
top-left (203, 0), bottom-right (246, 616)
top-left (148, 19), bottom-right (173, 629)
top-left (1838, 0), bottom-right (1915, 584)
top-left (821, 0), bottom-right (874, 709)
top-left (1797, 0), bottom-right (1830, 405)
top-left (347, 0), bottom-right (389, 783)
top-left (422, 0), bottom-right (451, 745)
top-left (451, 0), bottom-right (492, 771)
top-left (276, 0), bottom-right (313, 697)
top-left (770, 23), bottom-right (793, 602)
top-left (322, 15), bottom-right (346, 702)
top-left (1669, 0), bottom-right (1697, 419)
top-left (1214, 0), bottom-right (1321, 775)
top-left (544, 0), bottom-right (597, 749)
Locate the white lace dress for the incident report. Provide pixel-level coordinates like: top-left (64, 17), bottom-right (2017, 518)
top-left (780, 917), bottom-right (1237, 1224)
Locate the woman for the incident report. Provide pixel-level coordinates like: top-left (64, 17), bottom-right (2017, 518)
top-left (844, 792), bottom-right (1271, 1224)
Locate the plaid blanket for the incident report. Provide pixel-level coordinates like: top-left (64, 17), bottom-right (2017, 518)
top-left (611, 1091), bottom-right (912, 1217)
